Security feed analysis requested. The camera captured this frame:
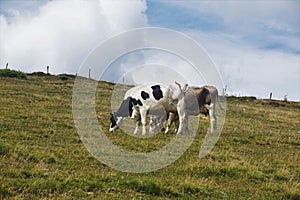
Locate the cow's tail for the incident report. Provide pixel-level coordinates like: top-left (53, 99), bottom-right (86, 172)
top-left (175, 81), bottom-right (188, 93)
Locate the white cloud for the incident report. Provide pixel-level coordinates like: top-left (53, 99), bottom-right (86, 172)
top-left (154, 1), bottom-right (300, 101)
top-left (1, 0), bottom-right (299, 101)
top-left (0, 0), bottom-right (147, 74)
top-left (124, 50), bottom-right (205, 86)
top-left (101, 49), bottom-right (197, 84)
top-left (101, 48), bottom-right (214, 91)
top-left (171, 1), bottom-right (299, 29)
top-left (121, 64), bottom-right (188, 86)
top-left (169, 1), bottom-right (300, 52)
top-left (187, 31), bottom-right (300, 101)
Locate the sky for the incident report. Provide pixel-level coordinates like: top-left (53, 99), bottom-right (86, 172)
top-left (0, 0), bottom-right (299, 101)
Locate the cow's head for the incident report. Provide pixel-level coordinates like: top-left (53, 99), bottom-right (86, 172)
top-left (109, 113), bottom-right (121, 132)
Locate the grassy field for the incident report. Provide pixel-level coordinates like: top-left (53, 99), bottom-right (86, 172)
top-left (0, 74), bottom-right (299, 199)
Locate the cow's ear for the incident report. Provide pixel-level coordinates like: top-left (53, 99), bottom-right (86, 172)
top-left (110, 113), bottom-right (116, 121)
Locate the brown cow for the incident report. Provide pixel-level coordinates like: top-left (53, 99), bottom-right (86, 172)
top-left (150, 86), bottom-right (220, 134)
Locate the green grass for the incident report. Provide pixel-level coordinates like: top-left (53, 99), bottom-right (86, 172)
top-left (0, 75), bottom-right (299, 199)
top-left (0, 68), bottom-right (27, 79)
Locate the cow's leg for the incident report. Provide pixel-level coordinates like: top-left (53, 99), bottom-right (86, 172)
top-left (133, 120), bottom-right (140, 135)
top-left (149, 116), bottom-right (158, 134)
top-left (176, 101), bottom-right (187, 134)
top-left (207, 104), bottom-right (217, 132)
top-left (164, 114), bottom-right (170, 134)
top-left (140, 108), bottom-right (147, 135)
top-left (174, 115), bottom-right (179, 133)
top-left (115, 117), bottom-right (123, 128)
top-left (131, 108), bottom-right (139, 119)
top-left (159, 115), bottom-right (167, 131)
top-left (164, 122), bottom-right (170, 134)
top-left (164, 112), bottom-right (174, 134)
top-left (149, 116), bottom-right (154, 134)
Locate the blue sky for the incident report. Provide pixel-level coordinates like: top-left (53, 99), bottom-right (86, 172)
top-left (0, 0), bottom-right (299, 101)
top-left (146, 0), bottom-right (299, 54)
top-left (146, 0), bottom-right (224, 31)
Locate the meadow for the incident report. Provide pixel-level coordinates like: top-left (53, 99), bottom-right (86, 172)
top-left (0, 74), bottom-right (299, 199)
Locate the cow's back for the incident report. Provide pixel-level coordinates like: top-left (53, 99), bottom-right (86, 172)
top-left (125, 83), bottom-right (172, 110)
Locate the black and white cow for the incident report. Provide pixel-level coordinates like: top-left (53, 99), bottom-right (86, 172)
top-left (150, 85), bottom-right (221, 134)
top-left (109, 82), bottom-right (188, 135)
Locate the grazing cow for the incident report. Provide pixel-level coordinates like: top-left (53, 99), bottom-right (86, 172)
top-left (109, 82), bottom-right (188, 135)
top-left (150, 85), bottom-right (221, 133)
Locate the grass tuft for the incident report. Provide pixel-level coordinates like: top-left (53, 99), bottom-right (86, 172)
top-left (0, 143), bottom-right (11, 156)
top-left (0, 68), bottom-right (26, 79)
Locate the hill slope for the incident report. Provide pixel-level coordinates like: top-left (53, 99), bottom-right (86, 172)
top-left (0, 75), bottom-right (299, 199)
